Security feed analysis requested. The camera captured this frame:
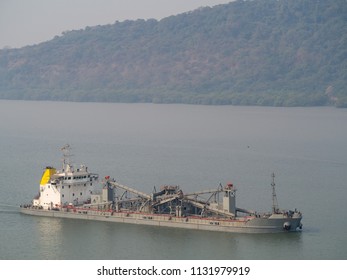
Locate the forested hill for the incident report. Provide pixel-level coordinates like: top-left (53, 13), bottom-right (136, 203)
top-left (0, 0), bottom-right (346, 107)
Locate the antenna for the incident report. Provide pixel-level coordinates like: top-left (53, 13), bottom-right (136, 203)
top-left (61, 144), bottom-right (73, 171)
top-left (271, 173), bottom-right (279, 213)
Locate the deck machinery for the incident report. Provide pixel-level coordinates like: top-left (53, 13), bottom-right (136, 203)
top-left (98, 178), bottom-right (254, 219)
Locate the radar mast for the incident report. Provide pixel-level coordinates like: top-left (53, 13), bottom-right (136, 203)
top-left (271, 173), bottom-right (279, 213)
top-left (61, 144), bottom-right (73, 172)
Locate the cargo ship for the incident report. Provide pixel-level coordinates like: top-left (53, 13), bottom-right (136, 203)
top-left (20, 145), bottom-right (303, 233)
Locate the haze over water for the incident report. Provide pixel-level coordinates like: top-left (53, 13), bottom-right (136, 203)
top-left (0, 100), bottom-right (346, 259)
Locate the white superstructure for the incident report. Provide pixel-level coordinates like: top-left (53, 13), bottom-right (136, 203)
top-left (33, 145), bottom-right (98, 210)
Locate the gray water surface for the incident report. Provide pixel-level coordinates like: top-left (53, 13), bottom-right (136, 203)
top-left (0, 101), bottom-right (346, 259)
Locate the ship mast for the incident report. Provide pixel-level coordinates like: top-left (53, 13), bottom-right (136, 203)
top-left (271, 172), bottom-right (279, 213)
top-left (61, 144), bottom-right (73, 172)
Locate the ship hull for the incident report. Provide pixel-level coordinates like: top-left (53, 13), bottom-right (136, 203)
top-left (20, 208), bottom-right (302, 234)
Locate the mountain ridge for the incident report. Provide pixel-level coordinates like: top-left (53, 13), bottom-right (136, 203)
top-left (0, 0), bottom-right (346, 107)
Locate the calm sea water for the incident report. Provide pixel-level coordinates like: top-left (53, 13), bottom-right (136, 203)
top-left (0, 100), bottom-right (346, 260)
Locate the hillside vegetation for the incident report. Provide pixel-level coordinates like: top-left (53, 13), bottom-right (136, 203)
top-left (0, 0), bottom-right (346, 106)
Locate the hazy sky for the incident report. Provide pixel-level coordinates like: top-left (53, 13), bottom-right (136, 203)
top-left (0, 0), bottom-right (233, 49)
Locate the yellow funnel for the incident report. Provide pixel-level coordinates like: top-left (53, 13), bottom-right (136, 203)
top-left (40, 167), bottom-right (56, 185)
